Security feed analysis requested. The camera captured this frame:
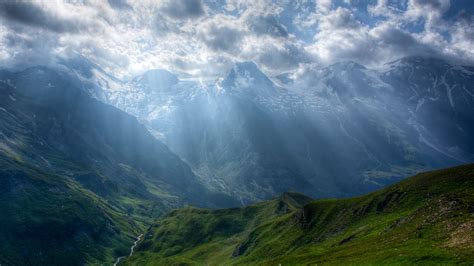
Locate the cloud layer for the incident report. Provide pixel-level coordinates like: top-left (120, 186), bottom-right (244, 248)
top-left (0, 0), bottom-right (472, 79)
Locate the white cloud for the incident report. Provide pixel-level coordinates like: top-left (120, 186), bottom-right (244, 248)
top-left (405, 0), bottom-right (450, 30)
top-left (0, 0), bottom-right (472, 80)
top-left (197, 14), bottom-right (244, 54)
top-left (315, 0), bottom-right (333, 14)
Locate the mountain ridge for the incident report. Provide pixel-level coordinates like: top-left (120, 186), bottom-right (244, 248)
top-left (124, 163), bottom-right (474, 265)
top-left (2, 55), bottom-right (473, 207)
top-left (52, 55), bottom-right (474, 205)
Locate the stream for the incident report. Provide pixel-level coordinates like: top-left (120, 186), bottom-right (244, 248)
top-left (113, 234), bottom-right (143, 266)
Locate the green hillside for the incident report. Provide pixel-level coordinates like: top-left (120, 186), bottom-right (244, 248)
top-left (0, 156), bottom-right (144, 265)
top-left (125, 164), bottom-right (474, 265)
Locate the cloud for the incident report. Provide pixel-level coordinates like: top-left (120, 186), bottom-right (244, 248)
top-left (368, 0), bottom-right (405, 21)
top-left (0, 0), bottom-right (472, 80)
top-left (245, 14), bottom-right (288, 37)
top-left (449, 12), bottom-right (474, 61)
top-left (159, 0), bottom-right (205, 20)
top-left (307, 7), bottom-right (374, 64)
top-left (197, 15), bottom-right (244, 54)
top-left (406, 0), bottom-right (450, 29)
top-left (239, 38), bottom-right (312, 73)
top-left (0, 1), bottom-right (90, 33)
top-left (107, 0), bottom-right (132, 10)
top-left (315, 0), bottom-right (332, 13)
top-left (319, 7), bottom-right (361, 30)
top-left (370, 23), bottom-right (438, 59)
top-left (303, 1), bottom-right (474, 68)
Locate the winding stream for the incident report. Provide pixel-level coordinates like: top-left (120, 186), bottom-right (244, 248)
top-left (113, 234), bottom-right (143, 266)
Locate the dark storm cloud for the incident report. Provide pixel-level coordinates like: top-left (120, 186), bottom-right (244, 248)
top-left (0, 1), bottom-right (86, 33)
top-left (160, 0), bottom-right (205, 20)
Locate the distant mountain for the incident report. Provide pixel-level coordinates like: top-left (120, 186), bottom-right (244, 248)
top-left (381, 57), bottom-right (474, 162)
top-left (0, 67), bottom-right (234, 265)
top-left (125, 164), bottom-right (474, 265)
top-left (82, 56), bottom-right (474, 204)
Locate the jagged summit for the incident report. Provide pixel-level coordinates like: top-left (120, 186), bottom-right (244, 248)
top-left (221, 61), bottom-right (275, 89)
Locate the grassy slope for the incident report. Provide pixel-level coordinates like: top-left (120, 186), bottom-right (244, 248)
top-left (125, 164), bottom-right (474, 265)
top-left (0, 156), bottom-right (146, 265)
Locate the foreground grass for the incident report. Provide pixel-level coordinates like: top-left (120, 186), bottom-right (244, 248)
top-left (125, 164), bottom-right (474, 265)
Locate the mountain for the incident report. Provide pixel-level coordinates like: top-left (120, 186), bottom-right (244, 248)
top-left (0, 67), bottom-right (233, 265)
top-left (84, 56), bottom-right (474, 204)
top-left (1, 56), bottom-right (472, 264)
top-left (124, 164), bottom-right (474, 265)
top-left (381, 57), bottom-right (474, 162)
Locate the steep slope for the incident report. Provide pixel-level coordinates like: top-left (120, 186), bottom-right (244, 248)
top-left (0, 67), bottom-right (225, 264)
top-left (125, 164), bottom-right (474, 265)
top-left (0, 66), bottom-right (211, 207)
top-left (0, 156), bottom-right (141, 265)
top-left (381, 57), bottom-right (474, 162)
top-left (87, 57), bottom-right (474, 205)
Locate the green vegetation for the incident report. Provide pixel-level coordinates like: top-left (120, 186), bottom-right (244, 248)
top-left (0, 156), bottom-right (145, 265)
top-left (125, 164), bottom-right (474, 265)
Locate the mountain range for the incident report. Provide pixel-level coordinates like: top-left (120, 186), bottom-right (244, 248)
top-left (0, 56), bottom-right (473, 264)
top-left (69, 55), bottom-right (474, 203)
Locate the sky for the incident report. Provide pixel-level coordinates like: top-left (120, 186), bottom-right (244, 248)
top-left (0, 0), bottom-right (473, 80)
